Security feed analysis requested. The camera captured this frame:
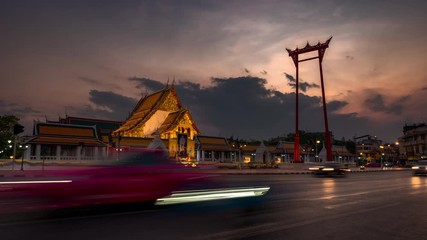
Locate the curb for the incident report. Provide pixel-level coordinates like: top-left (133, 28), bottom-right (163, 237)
top-left (219, 168), bottom-right (409, 175)
top-left (0, 168), bottom-right (410, 178)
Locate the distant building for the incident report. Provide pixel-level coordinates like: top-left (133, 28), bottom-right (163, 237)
top-left (48, 115), bottom-right (122, 143)
top-left (318, 144), bottom-right (355, 162)
top-left (26, 122), bottom-right (107, 162)
top-left (399, 123), bottom-right (427, 161)
top-left (195, 136), bottom-right (233, 162)
top-left (355, 135), bottom-right (383, 163)
top-left (232, 141), bottom-right (307, 164)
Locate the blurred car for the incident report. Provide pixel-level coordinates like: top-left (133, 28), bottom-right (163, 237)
top-left (309, 162), bottom-right (349, 176)
top-left (412, 160), bottom-right (427, 176)
top-left (405, 161), bottom-right (417, 168)
top-left (383, 162), bottom-right (393, 168)
top-left (365, 162), bottom-right (381, 168)
top-left (0, 149), bottom-right (206, 213)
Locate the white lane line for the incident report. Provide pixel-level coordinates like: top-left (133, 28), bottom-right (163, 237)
top-left (318, 191), bottom-right (370, 200)
top-left (324, 200), bottom-right (364, 209)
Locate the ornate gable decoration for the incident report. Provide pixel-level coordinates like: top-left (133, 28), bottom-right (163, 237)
top-left (159, 91), bottom-right (181, 112)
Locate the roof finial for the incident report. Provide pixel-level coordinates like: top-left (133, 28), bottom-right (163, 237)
top-left (172, 75), bottom-right (175, 86)
top-left (166, 77), bottom-right (170, 88)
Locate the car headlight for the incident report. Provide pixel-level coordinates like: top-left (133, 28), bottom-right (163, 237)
top-left (309, 167), bottom-right (320, 171)
top-left (412, 166), bottom-right (420, 170)
top-left (322, 168), bottom-right (334, 171)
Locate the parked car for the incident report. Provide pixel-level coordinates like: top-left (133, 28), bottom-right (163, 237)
top-left (412, 160), bottom-right (427, 176)
top-left (308, 162), bottom-right (349, 176)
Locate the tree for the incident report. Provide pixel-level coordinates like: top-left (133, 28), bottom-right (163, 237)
top-left (0, 115), bottom-right (20, 158)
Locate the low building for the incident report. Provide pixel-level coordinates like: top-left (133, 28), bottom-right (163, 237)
top-left (50, 116), bottom-right (122, 142)
top-left (25, 122), bottom-right (107, 163)
top-left (399, 123), bottom-right (427, 162)
top-left (319, 144), bottom-right (355, 163)
top-left (195, 136), bottom-right (234, 162)
top-left (355, 135), bottom-right (382, 163)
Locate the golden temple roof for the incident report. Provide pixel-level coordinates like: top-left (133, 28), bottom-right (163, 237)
top-left (28, 122), bottom-right (105, 146)
top-left (115, 85), bottom-right (178, 134)
top-left (113, 84), bottom-right (200, 137)
top-left (196, 136), bottom-right (232, 151)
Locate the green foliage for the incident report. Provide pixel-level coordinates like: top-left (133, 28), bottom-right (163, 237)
top-left (0, 115), bottom-right (20, 158)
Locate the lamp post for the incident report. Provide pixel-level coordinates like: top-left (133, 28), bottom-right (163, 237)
top-left (315, 140), bottom-right (320, 162)
top-left (12, 136), bottom-right (17, 170)
top-left (20, 145), bottom-right (28, 171)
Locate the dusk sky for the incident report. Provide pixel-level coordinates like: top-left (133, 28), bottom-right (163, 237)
top-left (1, 0), bottom-right (426, 143)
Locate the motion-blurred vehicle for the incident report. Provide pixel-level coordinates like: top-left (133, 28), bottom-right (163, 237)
top-left (383, 162), bottom-right (393, 168)
top-left (309, 162), bottom-right (349, 176)
top-left (0, 149), bottom-right (205, 213)
top-left (365, 162), bottom-right (381, 168)
top-left (412, 160), bottom-right (427, 176)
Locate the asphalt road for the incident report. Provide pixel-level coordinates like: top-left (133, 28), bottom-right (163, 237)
top-left (1, 170), bottom-right (427, 240)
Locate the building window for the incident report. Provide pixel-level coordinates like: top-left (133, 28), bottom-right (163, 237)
top-left (40, 144), bottom-right (56, 156)
top-left (61, 145), bottom-right (77, 156)
top-left (204, 151), bottom-right (212, 159)
top-left (83, 147), bottom-right (94, 157)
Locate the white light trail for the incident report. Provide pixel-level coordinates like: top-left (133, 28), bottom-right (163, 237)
top-left (155, 186), bottom-right (270, 205)
top-left (0, 180), bottom-right (72, 185)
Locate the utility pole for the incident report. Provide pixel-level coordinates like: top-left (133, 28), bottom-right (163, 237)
top-left (12, 123), bottom-right (24, 170)
top-left (12, 135), bottom-right (17, 170)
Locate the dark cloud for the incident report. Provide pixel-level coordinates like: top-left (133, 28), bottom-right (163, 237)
top-left (364, 93), bottom-right (410, 115)
top-left (284, 72), bottom-right (296, 83)
top-left (299, 82), bottom-right (320, 92)
top-left (69, 78), bottom-right (414, 141)
top-left (345, 55), bottom-right (355, 60)
top-left (129, 77), bottom-right (165, 93)
top-left (75, 90), bottom-right (138, 121)
top-left (122, 76), bottom-right (370, 140)
top-left (79, 76), bottom-right (98, 84)
top-left (284, 72), bottom-right (320, 92)
top-left (0, 100), bottom-right (41, 118)
top-left (327, 100), bottom-right (348, 112)
top-left (387, 96), bottom-right (410, 115)
top-left (79, 76), bottom-right (123, 90)
top-left (364, 94), bottom-right (385, 112)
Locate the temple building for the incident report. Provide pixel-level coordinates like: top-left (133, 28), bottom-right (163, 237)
top-left (195, 136), bottom-right (234, 162)
top-left (112, 83), bottom-right (200, 159)
top-left (26, 122), bottom-right (107, 162)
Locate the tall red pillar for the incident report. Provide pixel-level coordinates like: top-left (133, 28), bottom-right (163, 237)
top-left (286, 37), bottom-right (333, 162)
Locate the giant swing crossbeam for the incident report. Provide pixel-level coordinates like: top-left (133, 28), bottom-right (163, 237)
top-left (286, 37), bottom-right (333, 162)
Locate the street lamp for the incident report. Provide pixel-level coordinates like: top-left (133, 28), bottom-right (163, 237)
top-left (315, 140), bottom-right (320, 162)
top-left (20, 145), bottom-right (29, 171)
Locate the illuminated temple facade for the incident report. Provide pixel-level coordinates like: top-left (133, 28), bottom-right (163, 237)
top-left (112, 83), bottom-right (200, 159)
